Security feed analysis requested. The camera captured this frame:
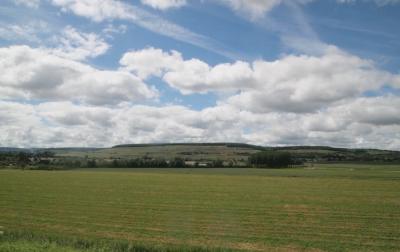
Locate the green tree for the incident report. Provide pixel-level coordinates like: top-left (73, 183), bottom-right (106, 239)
top-left (248, 151), bottom-right (293, 168)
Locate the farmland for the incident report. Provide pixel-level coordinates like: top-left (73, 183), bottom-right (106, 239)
top-left (1, 164), bottom-right (400, 251)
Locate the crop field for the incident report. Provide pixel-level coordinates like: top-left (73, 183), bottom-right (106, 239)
top-left (1, 164), bottom-right (400, 251)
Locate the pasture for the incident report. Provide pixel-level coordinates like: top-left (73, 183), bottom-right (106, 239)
top-left (1, 164), bottom-right (400, 251)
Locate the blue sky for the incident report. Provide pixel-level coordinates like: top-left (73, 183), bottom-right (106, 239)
top-left (0, 0), bottom-right (400, 149)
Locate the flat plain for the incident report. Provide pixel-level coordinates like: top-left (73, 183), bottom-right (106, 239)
top-left (1, 164), bottom-right (400, 251)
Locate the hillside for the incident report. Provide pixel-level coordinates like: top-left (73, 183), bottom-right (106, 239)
top-left (1, 143), bottom-right (400, 169)
top-left (52, 143), bottom-right (400, 162)
top-left (52, 143), bottom-right (261, 166)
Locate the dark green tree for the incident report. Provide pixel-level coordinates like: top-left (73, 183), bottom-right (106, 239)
top-left (248, 151), bottom-right (293, 168)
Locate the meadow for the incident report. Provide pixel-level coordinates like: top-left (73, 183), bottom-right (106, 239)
top-left (1, 164), bottom-right (400, 251)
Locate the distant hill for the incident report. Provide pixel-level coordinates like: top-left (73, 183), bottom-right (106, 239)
top-left (0, 147), bottom-right (33, 153)
top-left (272, 146), bottom-right (400, 163)
top-left (113, 142), bottom-right (266, 150)
top-left (1, 143), bottom-right (400, 164)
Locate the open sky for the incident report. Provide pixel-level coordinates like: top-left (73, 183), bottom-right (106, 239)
top-left (1, 0), bottom-right (399, 149)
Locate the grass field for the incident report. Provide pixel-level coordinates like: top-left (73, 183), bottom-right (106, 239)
top-left (1, 164), bottom-right (400, 251)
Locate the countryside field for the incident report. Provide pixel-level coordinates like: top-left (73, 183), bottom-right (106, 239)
top-left (1, 164), bottom-right (400, 251)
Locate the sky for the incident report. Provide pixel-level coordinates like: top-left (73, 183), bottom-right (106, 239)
top-left (0, 0), bottom-right (400, 149)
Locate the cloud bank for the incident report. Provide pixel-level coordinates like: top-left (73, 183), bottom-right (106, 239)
top-left (1, 43), bottom-right (400, 149)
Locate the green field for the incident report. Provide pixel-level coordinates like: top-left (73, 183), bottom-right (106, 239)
top-left (1, 164), bottom-right (400, 251)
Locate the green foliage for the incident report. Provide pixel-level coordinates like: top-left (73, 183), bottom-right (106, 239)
top-left (87, 160), bottom-right (97, 168)
top-left (109, 157), bottom-right (184, 168)
top-left (248, 151), bottom-right (293, 168)
top-left (0, 151), bottom-right (55, 169)
top-left (212, 159), bottom-right (223, 168)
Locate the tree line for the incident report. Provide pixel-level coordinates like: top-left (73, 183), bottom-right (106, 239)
top-left (248, 151), bottom-right (296, 168)
top-left (1, 151), bottom-right (298, 169)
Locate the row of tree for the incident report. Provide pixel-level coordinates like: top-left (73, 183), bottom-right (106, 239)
top-left (92, 158), bottom-right (223, 168)
top-left (1, 151), bottom-right (298, 169)
top-left (248, 151), bottom-right (295, 168)
top-left (0, 151), bottom-right (54, 168)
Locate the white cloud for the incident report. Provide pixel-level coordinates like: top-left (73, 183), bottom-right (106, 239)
top-left (0, 21), bottom-right (48, 43)
top-left (137, 0), bottom-right (400, 20)
top-left (0, 45), bottom-right (158, 106)
top-left (120, 47), bottom-right (183, 79)
top-left (0, 23), bottom-right (110, 61)
top-left (225, 48), bottom-right (396, 113)
top-left (13, 0), bottom-right (40, 8)
top-left (121, 47), bottom-right (254, 94)
top-left (217, 0), bottom-right (283, 19)
top-left (50, 26), bottom-right (110, 61)
top-left (121, 47), bottom-right (399, 112)
top-left (1, 97), bottom-right (400, 149)
top-left (334, 96), bottom-right (400, 126)
top-left (163, 60), bottom-right (254, 94)
top-left (141, 0), bottom-right (187, 10)
top-left (102, 24), bottom-right (127, 38)
top-left (50, 0), bottom-right (131, 22)
top-left (137, 0), bottom-right (307, 20)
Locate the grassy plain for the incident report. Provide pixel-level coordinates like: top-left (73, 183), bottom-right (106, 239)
top-left (1, 164), bottom-right (400, 251)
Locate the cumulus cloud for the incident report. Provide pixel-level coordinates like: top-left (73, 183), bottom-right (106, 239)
top-left (0, 45), bottom-right (158, 105)
top-left (2, 44), bottom-right (397, 149)
top-left (121, 47), bottom-right (254, 94)
top-left (1, 98), bottom-right (400, 149)
top-left (121, 47), bottom-right (399, 112)
top-left (120, 47), bottom-right (183, 79)
top-left (225, 49), bottom-right (397, 113)
top-left (335, 96), bottom-right (400, 126)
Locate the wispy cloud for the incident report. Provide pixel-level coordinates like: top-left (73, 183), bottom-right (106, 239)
top-left (12, 0), bottom-right (40, 8)
top-left (253, 1), bottom-right (328, 55)
top-left (140, 0), bottom-right (187, 10)
top-left (50, 0), bottom-right (240, 59)
top-left (0, 20), bottom-right (49, 43)
top-left (314, 17), bottom-right (399, 39)
top-left (337, 0), bottom-right (400, 6)
top-left (50, 26), bottom-right (110, 61)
